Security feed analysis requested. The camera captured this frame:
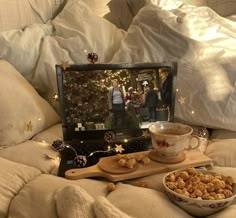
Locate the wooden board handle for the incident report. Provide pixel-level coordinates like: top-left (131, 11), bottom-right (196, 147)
top-left (65, 164), bottom-right (109, 180)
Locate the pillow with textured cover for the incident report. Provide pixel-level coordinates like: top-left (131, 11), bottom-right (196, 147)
top-left (111, 3), bottom-right (236, 132)
top-left (0, 157), bottom-right (41, 218)
top-left (0, 60), bottom-right (60, 146)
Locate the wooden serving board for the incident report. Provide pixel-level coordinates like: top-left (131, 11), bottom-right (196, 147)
top-left (65, 150), bottom-right (212, 182)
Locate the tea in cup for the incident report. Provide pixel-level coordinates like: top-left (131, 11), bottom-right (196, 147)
top-left (149, 122), bottom-right (200, 162)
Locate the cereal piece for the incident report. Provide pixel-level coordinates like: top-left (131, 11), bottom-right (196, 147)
top-left (179, 171), bottom-right (189, 181)
top-left (166, 173), bottom-right (176, 182)
top-left (181, 188), bottom-right (190, 197)
top-left (125, 159), bottom-right (136, 169)
top-left (215, 193), bottom-right (225, 200)
top-left (118, 159), bottom-right (126, 167)
top-left (187, 167), bottom-right (198, 176)
top-left (203, 194), bottom-right (215, 200)
top-left (189, 176), bottom-right (201, 185)
top-left (196, 171), bottom-right (204, 178)
top-left (116, 154), bottom-right (123, 160)
top-left (186, 184), bottom-right (195, 194)
top-left (206, 183), bottom-right (215, 192)
top-left (130, 158), bottom-right (137, 165)
top-left (137, 181), bottom-right (148, 188)
top-left (107, 183), bottom-right (116, 192)
top-left (210, 192), bottom-right (217, 197)
top-left (177, 178), bottom-right (186, 189)
top-left (225, 176), bottom-right (234, 186)
top-left (174, 189), bottom-right (183, 195)
top-left (196, 182), bottom-right (207, 193)
top-left (223, 189), bottom-right (233, 198)
top-left (190, 190), bottom-right (203, 198)
top-left (166, 182), bottom-right (177, 190)
top-left (199, 174), bottom-right (211, 184)
top-left (135, 154), bottom-right (144, 162)
top-left (141, 157), bottom-right (151, 165)
top-left (217, 188), bottom-right (225, 194)
top-left (212, 179), bottom-right (225, 190)
top-left (125, 154), bottom-right (134, 160)
top-left (202, 193), bottom-right (210, 200)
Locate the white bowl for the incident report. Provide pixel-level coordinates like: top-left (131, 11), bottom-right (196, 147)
top-left (163, 169), bottom-right (236, 217)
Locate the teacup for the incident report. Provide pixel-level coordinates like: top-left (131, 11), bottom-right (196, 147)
top-left (149, 122), bottom-right (200, 159)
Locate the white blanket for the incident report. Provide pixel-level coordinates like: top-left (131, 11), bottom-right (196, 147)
top-left (1, 1), bottom-right (236, 131)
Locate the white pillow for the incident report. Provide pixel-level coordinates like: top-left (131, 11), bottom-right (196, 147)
top-left (0, 0), bottom-right (43, 32)
top-left (0, 140), bottom-right (60, 174)
top-left (0, 157), bottom-right (41, 218)
top-left (32, 0), bottom-right (125, 112)
top-left (8, 175), bottom-right (108, 218)
top-left (107, 183), bottom-right (192, 218)
top-left (32, 123), bottom-right (63, 145)
top-left (0, 60), bottom-right (60, 146)
top-left (111, 4), bottom-right (236, 132)
top-left (0, 23), bottom-right (53, 82)
top-left (29, 0), bottom-right (66, 22)
top-left (205, 139), bottom-right (236, 168)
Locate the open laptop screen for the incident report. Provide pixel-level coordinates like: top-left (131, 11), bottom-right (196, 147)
top-left (56, 63), bottom-right (177, 144)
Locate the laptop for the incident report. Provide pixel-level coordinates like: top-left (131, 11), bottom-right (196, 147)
top-left (55, 62), bottom-right (177, 176)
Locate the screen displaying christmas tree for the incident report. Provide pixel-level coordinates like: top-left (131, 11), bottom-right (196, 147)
top-left (62, 67), bottom-right (172, 131)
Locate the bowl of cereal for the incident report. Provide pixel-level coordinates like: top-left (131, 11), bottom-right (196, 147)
top-left (163, 168), bottom-right (236, 217)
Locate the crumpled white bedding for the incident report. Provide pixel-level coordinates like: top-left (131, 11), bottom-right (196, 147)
top-left (0, 0), bottom-right (236, 132)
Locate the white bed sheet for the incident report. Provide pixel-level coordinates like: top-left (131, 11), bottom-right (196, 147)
top-left (1, 1), bottom-right (236, 131)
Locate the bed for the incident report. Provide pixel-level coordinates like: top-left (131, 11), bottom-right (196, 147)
top-left (0, 0), bottom-right (236, 217)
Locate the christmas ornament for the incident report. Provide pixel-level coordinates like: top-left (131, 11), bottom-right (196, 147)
top-left (52, 140), bottom-right (65, 152)
top-left (114, 144), bottom-right (125, 153)
top-left (104, 131), bottom-right (116, 143)
top-left (197, 127), bottom-right (209, 138)
top-left (60, 61), bottom-right (70, 70)
top-left (87, 52), bottom-right (98, 64)
top-left (142, 130), bottom-right (149, 138)
top-left (73, 155), bottom-right (87, 167)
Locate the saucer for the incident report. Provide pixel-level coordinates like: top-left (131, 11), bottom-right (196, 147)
top-left (148, 150), bottom-right (186, 164)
